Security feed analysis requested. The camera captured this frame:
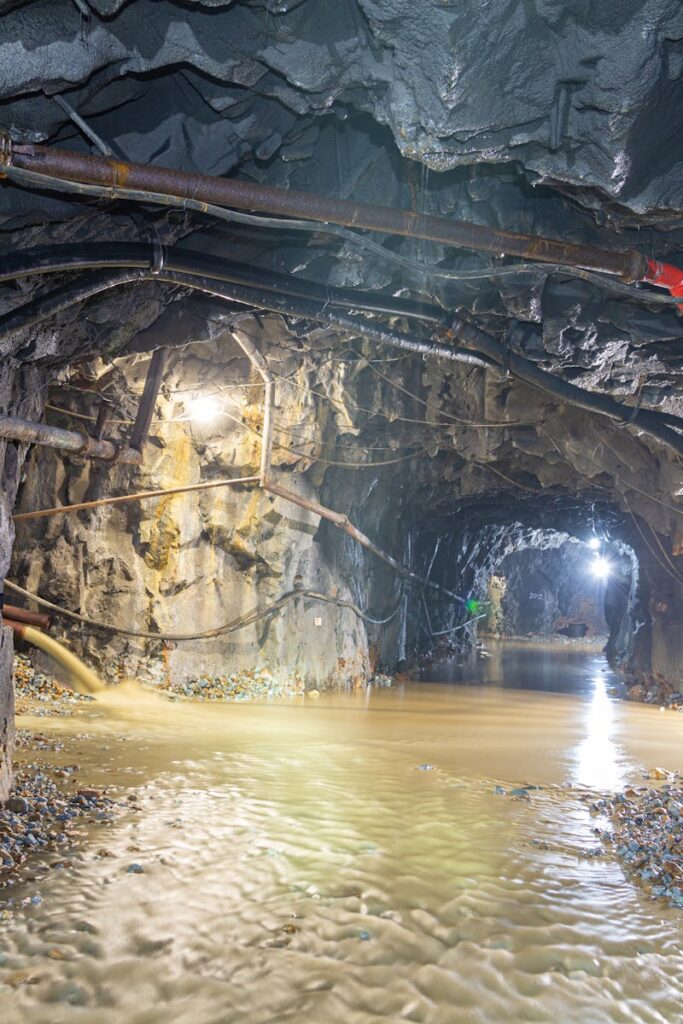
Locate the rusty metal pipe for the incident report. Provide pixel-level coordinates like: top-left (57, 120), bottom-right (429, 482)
top-left (0, 414), bottom-right (141, 464)
top-left (2, 604), bottom-right (52, 629)
top-left (2, 618), bottom-right (27, 639)
top-left (4, 139), bottom-right (646, 281)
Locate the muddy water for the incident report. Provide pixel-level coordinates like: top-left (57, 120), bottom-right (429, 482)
top-left (2, 645), bottom-right (683, 1024)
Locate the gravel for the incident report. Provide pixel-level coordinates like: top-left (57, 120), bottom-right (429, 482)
top-left (590, 771), bottom-right (683, 909)
top-left (0, 764), bottom-right (119, 893)
top-left (13, 654), bottom-right (96, 717)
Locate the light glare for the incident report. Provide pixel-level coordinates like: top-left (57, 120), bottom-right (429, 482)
top-left (588, 537), bottom-right (601, 550)
top-left (189, 395), bottom-right (220, 424)
top-left (591, 555), bottom-right (611, 580)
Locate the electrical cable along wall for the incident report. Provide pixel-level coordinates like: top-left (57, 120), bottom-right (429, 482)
top-left (0, 244), bottom-right (681, 454)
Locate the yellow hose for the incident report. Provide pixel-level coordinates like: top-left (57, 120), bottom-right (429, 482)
top-left (20, 625), bottom-right (104, 695)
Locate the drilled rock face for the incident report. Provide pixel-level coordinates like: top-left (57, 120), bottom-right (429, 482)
top-left (11, 333), bottom-right (377, 690)
top-left (492, 541), bottom-right (608, 637)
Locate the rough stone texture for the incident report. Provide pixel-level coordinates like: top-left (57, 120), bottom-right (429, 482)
top-left (492, 541), bottom-right (608, 637)
top-left (12, 332), bottom-right (377, 689)
top-left (10, 323), bottom-right (682, 694)
top-left (0, 626), bottom-right (14, 802)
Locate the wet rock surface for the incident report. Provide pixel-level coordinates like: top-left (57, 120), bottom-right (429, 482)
top-left (0, 631), bottom-right (13, 804)
top-left (591, 773), bottom-right (683, 910)
top-left (0, 768), bottom-right (119, 895)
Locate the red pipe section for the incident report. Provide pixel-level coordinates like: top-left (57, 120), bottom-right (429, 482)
top-left (643, 259), bottom-right (683, 299)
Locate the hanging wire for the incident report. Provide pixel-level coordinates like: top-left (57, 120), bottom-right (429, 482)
top-left (623, 496), bottom-right (683, 587)
top-left (3, 580), bottom-right (404, 640)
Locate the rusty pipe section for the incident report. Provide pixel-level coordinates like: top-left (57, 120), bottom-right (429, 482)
top-left (2, 618), bottom-right (27, 639)
top-left (0, 415), bottom-right (141, 464)
top-left (4, 139), bottom-right (646, 282)
top-left (2, 604), bottom-right (52, 629)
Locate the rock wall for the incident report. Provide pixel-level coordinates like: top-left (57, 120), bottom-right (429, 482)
top-left (0, 626), bottom-right (13, 802)
top-left (492, 541), bottom-right (608, 638)
top-left (11, 330), bottom-right (391, 690)
top-left (9, 319), bottom-right (683, 698)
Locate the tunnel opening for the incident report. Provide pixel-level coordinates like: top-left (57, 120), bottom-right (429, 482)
top-left (407, 496), bottom-right (644, 683)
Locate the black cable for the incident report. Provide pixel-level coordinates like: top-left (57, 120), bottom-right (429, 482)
top-left (448, 314), bottom-right (683, 458)
top-left (1, 243), bottom-right (681, 455)
top-left (0, 243), bottom-right (445, 325)
top-left (4, 579), bottom-right (403, 640)
top-left (0, 269), bottom-right (146, 336)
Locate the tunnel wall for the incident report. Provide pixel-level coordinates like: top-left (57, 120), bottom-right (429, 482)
top-left (10, 336), bottom-right (399, 691)
top-left (8, 332), bottom-right (683, 705)
top-left (0, 626), bottom-right (14, 803)
top-left (414, 511), bottom-right (683, 695)
top-left (493, 541), bottom-right (608, 638)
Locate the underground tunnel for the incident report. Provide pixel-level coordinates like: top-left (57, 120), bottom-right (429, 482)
top-left (0, 1), bottom-right (682, 1020)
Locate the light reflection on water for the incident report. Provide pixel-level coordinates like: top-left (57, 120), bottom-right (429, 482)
top-left (575, 674), bottom-right (625, 791)
top-left (1, 644), bottom-right (682, 1024)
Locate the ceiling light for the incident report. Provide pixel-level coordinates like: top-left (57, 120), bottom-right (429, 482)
top-left (591, 555), bottom-right (611, 580)
top-left (188, 395), bottom-right (220, 424)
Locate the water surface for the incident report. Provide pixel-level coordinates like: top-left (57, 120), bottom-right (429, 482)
top-left (1, 644), bottom-right (682, 1023)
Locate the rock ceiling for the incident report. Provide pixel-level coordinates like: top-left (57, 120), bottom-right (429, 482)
top-left (0, 0), bottom-right (682, 509)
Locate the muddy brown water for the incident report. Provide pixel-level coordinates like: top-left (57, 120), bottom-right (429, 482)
top-left (1, 642), bottom-right (682, 1023)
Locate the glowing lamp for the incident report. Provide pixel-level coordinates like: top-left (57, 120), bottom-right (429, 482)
top-left (188, 395), bottom-right (220, 424)
top-left (591, 555), bottom-right (611, 580)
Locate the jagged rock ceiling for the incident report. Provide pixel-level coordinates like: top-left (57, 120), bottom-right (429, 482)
top-left (1, 0), bottom-right (683, 469)
top-left (1, 0), bottom-right (683, 408)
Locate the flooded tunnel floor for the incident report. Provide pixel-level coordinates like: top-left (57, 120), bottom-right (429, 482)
top-left (1, 644), bottom-right (683, 1023)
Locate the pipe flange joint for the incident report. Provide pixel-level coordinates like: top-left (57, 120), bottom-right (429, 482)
top-left (622, 249), bottom-right (648, 284)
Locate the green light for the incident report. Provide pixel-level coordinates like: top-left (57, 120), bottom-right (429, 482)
top-left (465, 598), bottom-right (480, 615)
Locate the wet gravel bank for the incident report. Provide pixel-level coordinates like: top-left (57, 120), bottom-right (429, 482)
top-left (13, 654), bottom-right (95, 717)
top-left (149, 667), bottom-right (393, 701)
top-left (590, 771), bottom-right (683, 910)
top-left (1, 656), bottom-right (131, 913)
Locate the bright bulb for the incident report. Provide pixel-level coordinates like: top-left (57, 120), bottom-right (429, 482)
top-left (591, 555), bottom-right (611, 580)
top-left (588, 537), bottom-right (601, 550)
top-left (188, 396), bottom-right (220, 424)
